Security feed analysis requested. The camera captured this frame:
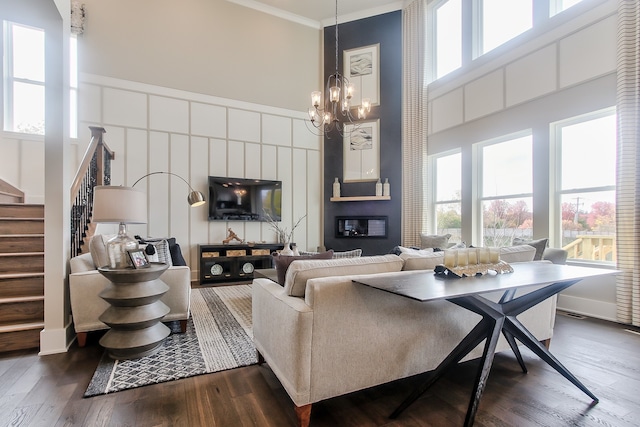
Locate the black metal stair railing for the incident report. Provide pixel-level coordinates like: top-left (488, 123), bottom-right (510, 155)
top-left (70, 127), bottom-right (114, 257)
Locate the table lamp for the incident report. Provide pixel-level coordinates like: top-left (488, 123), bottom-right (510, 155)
top-left (92, 185), bottom-right (148, 269)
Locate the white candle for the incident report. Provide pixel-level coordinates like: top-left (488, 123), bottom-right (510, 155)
top-left (478, 248), bottom-right (490, 264)
top-left (444, 249), bottom-right (457, 268)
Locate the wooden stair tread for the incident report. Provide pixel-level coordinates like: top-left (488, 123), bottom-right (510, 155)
top-left (0, 272), bottom-right (45, 279)
top-left (0, 296), bottom-right (44, 304)
top-left (0, 217), bottom-right (44, 221)
top-left (0, 234), bottom-right (45, 237)
top-left (0, 322), bottom-right (44, 333)
top-left (0, 252), bottom-right (45, 256)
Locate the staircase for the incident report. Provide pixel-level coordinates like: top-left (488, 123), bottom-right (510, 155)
top-left (0, 203), bottom-right (45, 353)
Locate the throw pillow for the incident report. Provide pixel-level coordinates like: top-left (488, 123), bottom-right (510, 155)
top-left (272, 250), bottom-right (334, 285)
top-left (139, 239), bottom-right (173, 266)
top-left (512, 237), bottom-right (548, 261)
top-left (420, 233), bottom-right (451, 250)
top-left (89, 234), bottom-right (110, 268)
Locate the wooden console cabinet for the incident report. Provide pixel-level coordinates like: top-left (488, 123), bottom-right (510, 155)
top-left (198, 243), bottom-right (283, 285)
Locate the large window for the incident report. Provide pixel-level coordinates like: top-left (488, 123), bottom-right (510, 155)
top-left (429, 0), bottom-right (591, 82)
top-left (3, 22), bottom-right (45, 135)
top-left (479, 0), bottom-right (532, 55)
top-left (479, 134), bottom-right (533, 247)
top-left (435, 0), bottom-right (462, 79)
top-left (555, 110), bottom-right (616, 262)
top-left (433, 151), bottom-right (462, 243)
top-left (3, 22), bottom-right (78, 138)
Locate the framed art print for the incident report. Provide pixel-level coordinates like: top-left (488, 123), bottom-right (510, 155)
top-left (343, 120), bottom-right (380, 182)
top-left (343, 44), bottom-right (380, 107)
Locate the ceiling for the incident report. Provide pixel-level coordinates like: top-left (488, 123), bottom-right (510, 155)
top-left (227, 0), bottom-right (404, 28)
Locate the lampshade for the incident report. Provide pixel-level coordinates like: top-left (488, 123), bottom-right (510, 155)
top-left (92, 186), bottom-right (148, 224)
top-left (92, 186), bottom-right (147, 269)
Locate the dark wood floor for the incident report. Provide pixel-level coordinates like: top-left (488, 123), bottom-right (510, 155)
top-left (1, 312), bottom-right (639, 427)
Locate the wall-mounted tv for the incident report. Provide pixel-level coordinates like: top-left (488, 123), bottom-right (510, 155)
top-left (208, 176), bottom-right (282, 222)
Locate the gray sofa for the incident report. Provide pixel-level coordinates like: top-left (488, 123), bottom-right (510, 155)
top-left (252, 244), bottom-right (558, 427)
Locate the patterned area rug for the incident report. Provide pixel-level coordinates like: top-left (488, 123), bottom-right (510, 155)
top-left (84, 285), bottom-right (256, 397)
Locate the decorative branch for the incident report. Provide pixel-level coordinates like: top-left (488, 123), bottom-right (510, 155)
top-left (263, 210), bottom-right (307, 244)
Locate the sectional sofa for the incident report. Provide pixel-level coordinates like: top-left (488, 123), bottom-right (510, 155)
top-left (252, 245), bottom-right (558, 427)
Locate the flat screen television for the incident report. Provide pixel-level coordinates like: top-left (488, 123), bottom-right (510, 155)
top-left (208, 176), bottom-right (282, 221)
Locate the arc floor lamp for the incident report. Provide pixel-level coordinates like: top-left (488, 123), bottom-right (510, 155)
top-left (132, 171), bottom-right (206, 207)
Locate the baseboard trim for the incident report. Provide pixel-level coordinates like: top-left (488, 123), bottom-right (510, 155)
top-left (556, 294), bottom-right (617, 322)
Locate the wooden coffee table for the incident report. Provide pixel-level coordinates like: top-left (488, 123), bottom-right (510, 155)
top-left (354, 262), bottom-right (617, 427)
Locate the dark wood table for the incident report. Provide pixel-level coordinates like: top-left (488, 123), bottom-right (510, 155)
top-left (353, 262), bottom-right (617, 427)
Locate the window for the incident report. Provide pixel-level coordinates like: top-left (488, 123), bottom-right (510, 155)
top-left (479, 134), bottom-right (533, 247)
top-left (428, 0), bottom-right (591, 82)
top-left (435, 0), bottom-right (462, 79)
top-left (550, 0), bottom-right (584, 16)
top-left (555, 110), bottom-right (616, 262)
top-left (3, 22), bottom-right (78, 137)
top-left (479, 0), bottom-right (532, 55)
top-left (4, 22), bottom-right (45, 135)
top-left (433, 151), bottom-right (462, 243)
top-left (70, 34), bottom-right (78, 139)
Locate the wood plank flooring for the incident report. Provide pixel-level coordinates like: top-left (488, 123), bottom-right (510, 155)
top-left (0, 312), bottom-right (639, 427)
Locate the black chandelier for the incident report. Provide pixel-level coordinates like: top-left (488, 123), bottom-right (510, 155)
top-left (307, 0), bottom-right (370, 138)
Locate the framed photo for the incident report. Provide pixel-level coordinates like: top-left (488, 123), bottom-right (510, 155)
top-left (128, 249), bottom-right (150, 269)
top-left (343, 119), bottom-right (380, 182)
top-left (343, 44), bottom-right (380, 107)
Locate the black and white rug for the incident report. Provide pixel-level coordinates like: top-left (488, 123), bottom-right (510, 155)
top-left (84, 285), bottom-right (256, 397)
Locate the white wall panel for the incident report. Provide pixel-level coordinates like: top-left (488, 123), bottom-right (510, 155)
top-left (245, 143), bottom-right (262, 180)
top-left (228, 109), bottom-right (260, 143)
top-left (262, 114), bottom-right (292, 146)
top-left (292, 148), bottom-right (308, 251)
top-left (189, 136), bottom-right (211, 264)
top-left (105, 126), bottom-right (126, 185)
top-left (261, 145), bottom-right (278, 180)
top-left (147, 132), bottom-right (170, 237)
top-left (277, 146), bottom-right (293, 237)
top-left (506, 45), bottom-right (557, 107)
top-left (191, 102), bottom-right (226, 138)
top-left (103, 88), bottom-right (147, 128)
top-left (306, 149), bottom-right (321, 251)
top-left (228, 141), bottom-right (246, 177)
top-left (430, 88), bottom-right (464, 134)
top-left (20, 140), bottom-right (44, 204)
top-left (464, 70), bottom-right (504, 122)
top-left (0, 137), bottom-right (20, 190)
top-left (78, 83), bottom-right (101, 123)
top-left (209, 139), bottom-right (227, 177)
top-left (169, 134), bottom-right (190, 248)
top-left (125, 129), bottom-right (148, 186)
top-left (149, 96), bottom-right (189, 134)
top-left (559, 16), bottom-right (617, 88)
top-left (293, 118), bottom-right (321, 150)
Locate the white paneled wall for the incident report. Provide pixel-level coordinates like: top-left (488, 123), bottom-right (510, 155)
top-left (79, 74), bottom-right (322, 282)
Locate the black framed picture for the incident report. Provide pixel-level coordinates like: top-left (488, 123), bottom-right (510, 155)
top-left (128, 249), bottom-right (150, 269)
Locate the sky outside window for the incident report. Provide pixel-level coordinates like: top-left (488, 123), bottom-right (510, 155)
top-left (436, 0), bottom-right (462, 78)
top-left (482, 0), bottom-right (532, 54)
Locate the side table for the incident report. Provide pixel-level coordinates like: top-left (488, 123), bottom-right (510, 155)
top-left (97, 263), bottom-right (171, 360)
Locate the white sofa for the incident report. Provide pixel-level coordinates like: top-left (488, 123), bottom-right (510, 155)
top-left (252, 245), bottom-right (557, 427)
top-left (69, 252), bottom-right (191, 348)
